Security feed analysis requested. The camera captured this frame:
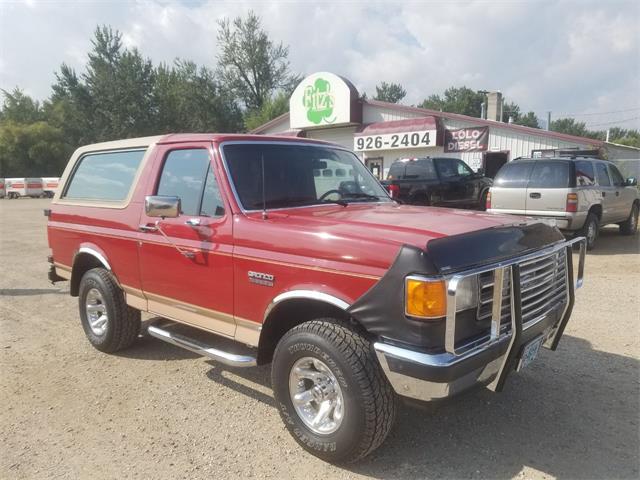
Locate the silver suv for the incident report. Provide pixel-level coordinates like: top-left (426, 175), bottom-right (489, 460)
top-left (487, 157), bottom-right (639, 249)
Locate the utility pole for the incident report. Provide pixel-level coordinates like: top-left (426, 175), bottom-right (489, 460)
top-left (546, 111), bottom-right (551, 131)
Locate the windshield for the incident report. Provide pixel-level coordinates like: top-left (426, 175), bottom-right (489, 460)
top-left (223, 143), bottom-right (392, 210)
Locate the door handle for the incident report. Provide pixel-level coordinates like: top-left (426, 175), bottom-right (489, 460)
top-left (602, 192), bottom-right (606, 197)
top-left (529, 192), bottom-right (541, 199)
top-left (615, 191), bottom-right (620, 196)
top-left (185, 218), bottom-right (201, 227)
top-left (139, 224), bottom-right (158, 232)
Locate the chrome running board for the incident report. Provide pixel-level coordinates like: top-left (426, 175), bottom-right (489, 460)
top-left (147, 322), bottom-right (257, 368)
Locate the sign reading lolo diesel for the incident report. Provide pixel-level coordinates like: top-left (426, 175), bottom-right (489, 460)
top-left (444, 127), bottom-right (489, 152)
top-left (354, 129), bottom-right (436, 151)
top-left (289, 72), bottom-right (360, 129)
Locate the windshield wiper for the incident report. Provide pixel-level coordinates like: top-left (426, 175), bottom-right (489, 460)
top-left (342, 192), bottom-right (382, 202)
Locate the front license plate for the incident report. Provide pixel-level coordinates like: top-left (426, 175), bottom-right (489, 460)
top-left (517, 335), bottom-right (544, 371)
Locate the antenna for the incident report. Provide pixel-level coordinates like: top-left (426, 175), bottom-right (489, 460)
top-left (261, 153), bottom-right (268, 220)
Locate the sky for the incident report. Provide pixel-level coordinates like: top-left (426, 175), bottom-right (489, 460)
top-left (1, 0), bottom-right (639, 129)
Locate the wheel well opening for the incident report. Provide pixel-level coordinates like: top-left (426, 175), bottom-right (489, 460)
top-left (589, 204), bottom-right (602, 220)
top-left (257, 299), bottom-right (361, 365)
top-left (70, 254), bottom-right (105, 296)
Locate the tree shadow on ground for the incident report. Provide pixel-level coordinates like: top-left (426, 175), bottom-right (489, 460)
top-left (588, 226), bottom-right (639, 255)
top-left (200, 335), bottom-right (639, 479)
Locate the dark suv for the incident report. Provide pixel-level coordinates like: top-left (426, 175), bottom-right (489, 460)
top-left (381, 157), bottom-right (492, 209)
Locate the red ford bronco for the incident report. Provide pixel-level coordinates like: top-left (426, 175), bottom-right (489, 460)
top-left (46, 134), bottom-right (585, 463)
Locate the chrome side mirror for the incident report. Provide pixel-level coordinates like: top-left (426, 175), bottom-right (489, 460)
top-left (145, 196), bottom-right (180, 218)
top-left (625, 177), bottom-right (637, 186)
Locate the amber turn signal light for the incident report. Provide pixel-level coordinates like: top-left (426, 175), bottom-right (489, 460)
top-left (405, 278), bottom-right (447, 319)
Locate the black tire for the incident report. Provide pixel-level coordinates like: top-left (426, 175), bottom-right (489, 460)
top-left (619, 203), bottom-right (639, 235)
top-left (479, 190), bottom-right (489, 211)
top-left (271, 319), bottom-right (397, 463)
top-left (78, 268), bottom-right (140, 353)
top-left (579, 212), bottom-right (599, 250)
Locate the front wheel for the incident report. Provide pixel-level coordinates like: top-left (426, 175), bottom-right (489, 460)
top-left (619, 203), bottom-right (639, 235)
top-left (271, 320), bottom-right (397, 463)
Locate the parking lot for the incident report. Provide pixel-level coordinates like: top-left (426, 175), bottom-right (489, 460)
top-left (1, 198), bottom-right (638, 479)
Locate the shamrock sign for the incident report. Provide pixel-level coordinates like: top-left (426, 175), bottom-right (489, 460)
top-left (302, 78), bottom-right (335, 125)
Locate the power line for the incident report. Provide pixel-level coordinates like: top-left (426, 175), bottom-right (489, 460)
top-left (584, 116), bottom-right (640, 128)
top-left (552, 107), bottom-right (640, 117)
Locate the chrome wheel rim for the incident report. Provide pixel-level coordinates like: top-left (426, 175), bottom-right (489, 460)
top-left (289, 357), bottom-right (344, 435)
top-left (85, 288), bottom-right (108, 336)
top-left (587, 221), bottom-right (596, 244)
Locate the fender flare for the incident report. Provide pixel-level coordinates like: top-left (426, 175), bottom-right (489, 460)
top-left (75, 246), bottom-right (112, 271)
top-left (263, 290), bottom-right (350, 322)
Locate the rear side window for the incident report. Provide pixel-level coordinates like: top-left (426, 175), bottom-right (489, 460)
top-left (64, 150), bottom-right (145, 201)
top-left (575, 161), bottom-right (595, 186)
top-left (157, 149), bottom-right (211, 216)
top-left (387, 162), bottom-right (406, 179)
top-left (608, 164), bottom-right (625, 187)
top-left (595, 163), bottom-right (611, 186)
top-left (493, 162), bottom-right (534, 188)
top-left (528, 161), bottom-right (570, 188)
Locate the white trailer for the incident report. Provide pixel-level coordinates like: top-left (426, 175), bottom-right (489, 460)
top-left (5, 178), bottom-right (44, 199)
top-left (42, 177), bottom-right (60, 198)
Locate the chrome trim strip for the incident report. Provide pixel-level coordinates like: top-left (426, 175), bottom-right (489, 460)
top-left (445, 277), bottom-right (460, 353)
top-left (77, 247), bottom-right (111, 270)
top-left (147, 323), bottom-right (257, 368)
top-left (264, 290), bottom-right (350, 322)
top-left (490, 267), bottom-right (506, 341)
top-left (487, 267), bottom-right (518, 392)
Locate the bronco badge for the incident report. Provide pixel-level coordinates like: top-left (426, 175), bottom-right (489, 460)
top-left (248, 271), bottom-right (275, 287)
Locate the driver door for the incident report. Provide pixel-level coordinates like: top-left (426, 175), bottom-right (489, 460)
top-left (434, 158), bottom-right (477, 206)
top-left (138, 144), bottom-right (235, 337)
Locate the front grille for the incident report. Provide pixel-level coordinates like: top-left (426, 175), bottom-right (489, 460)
top-left (477, 249), bottom-right (568, 326)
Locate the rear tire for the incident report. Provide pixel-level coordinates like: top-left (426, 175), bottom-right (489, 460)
top-left (78, 268), bottom-right (140, 353)
top-left (619, 203), bottom-right (639, 235)
top-left (579, 212), bottom-right (599, 250)
top-left (271, 319), bottom-right (397, 463)
top-left (479, 190), bottom-right (489, 211)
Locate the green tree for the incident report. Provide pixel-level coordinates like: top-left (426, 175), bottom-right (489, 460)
top-left (216, 11), bottom-right (300, 111)
top-left (0, 88), bottom-right (42, 123)
top-left (606, 127), bottom-right (640, 148)
top-left (244, 92), bottom-right (289, 131)
top-left (550, 117), bottom-right (602, 140)
top-left (502, 101), bottom-right (540, 128)
top-left (0, 120), bottom-right (70, 176)
top-left (419, 86), bottom-right (486, 117)
top-left (373, 82), bottom-right (406, 103)
top-left (153, 60), bottom-right (243, 133)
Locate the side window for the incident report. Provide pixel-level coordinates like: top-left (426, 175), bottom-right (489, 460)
top-left (608, 164), bottom-right (625, 187)
top-left (528, 161), bottom-right (570, 188)
top-left (200, 167), bottom-right (225, 217)
top-left (64, 149), bottom-right (145, 201)
top-left (434, 158), bottom-right (458, 178)
top-left (595, 163), bottom-right (611, 187)
top-left (493, 162), bottom-right (534, 188)
top-left (575, 161), bottom-right (595, 186)
top-left (156, 149), bottom-right (210, 216)
top-left (454, 159), bottom-right (473, 177)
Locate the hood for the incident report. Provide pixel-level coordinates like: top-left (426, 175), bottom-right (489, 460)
top-left (237, 203), bottom-right (535, 274)
top-left (273, 203), bottom-right (529, 246)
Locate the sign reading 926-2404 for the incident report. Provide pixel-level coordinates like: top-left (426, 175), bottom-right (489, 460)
top-left (353, 129), bottom-right (436, 151)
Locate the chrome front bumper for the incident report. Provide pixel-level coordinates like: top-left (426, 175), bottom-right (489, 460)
top-left (374, 237), bottom-right (586, 401)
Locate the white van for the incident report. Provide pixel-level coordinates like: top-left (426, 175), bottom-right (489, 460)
top-left (5, 178), bottom-right (44, 199)
top-left (42, 177), bottom-right (60, 198)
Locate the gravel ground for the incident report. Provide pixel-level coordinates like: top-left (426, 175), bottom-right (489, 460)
top-left (1, 199), bottom-right (638, 480)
